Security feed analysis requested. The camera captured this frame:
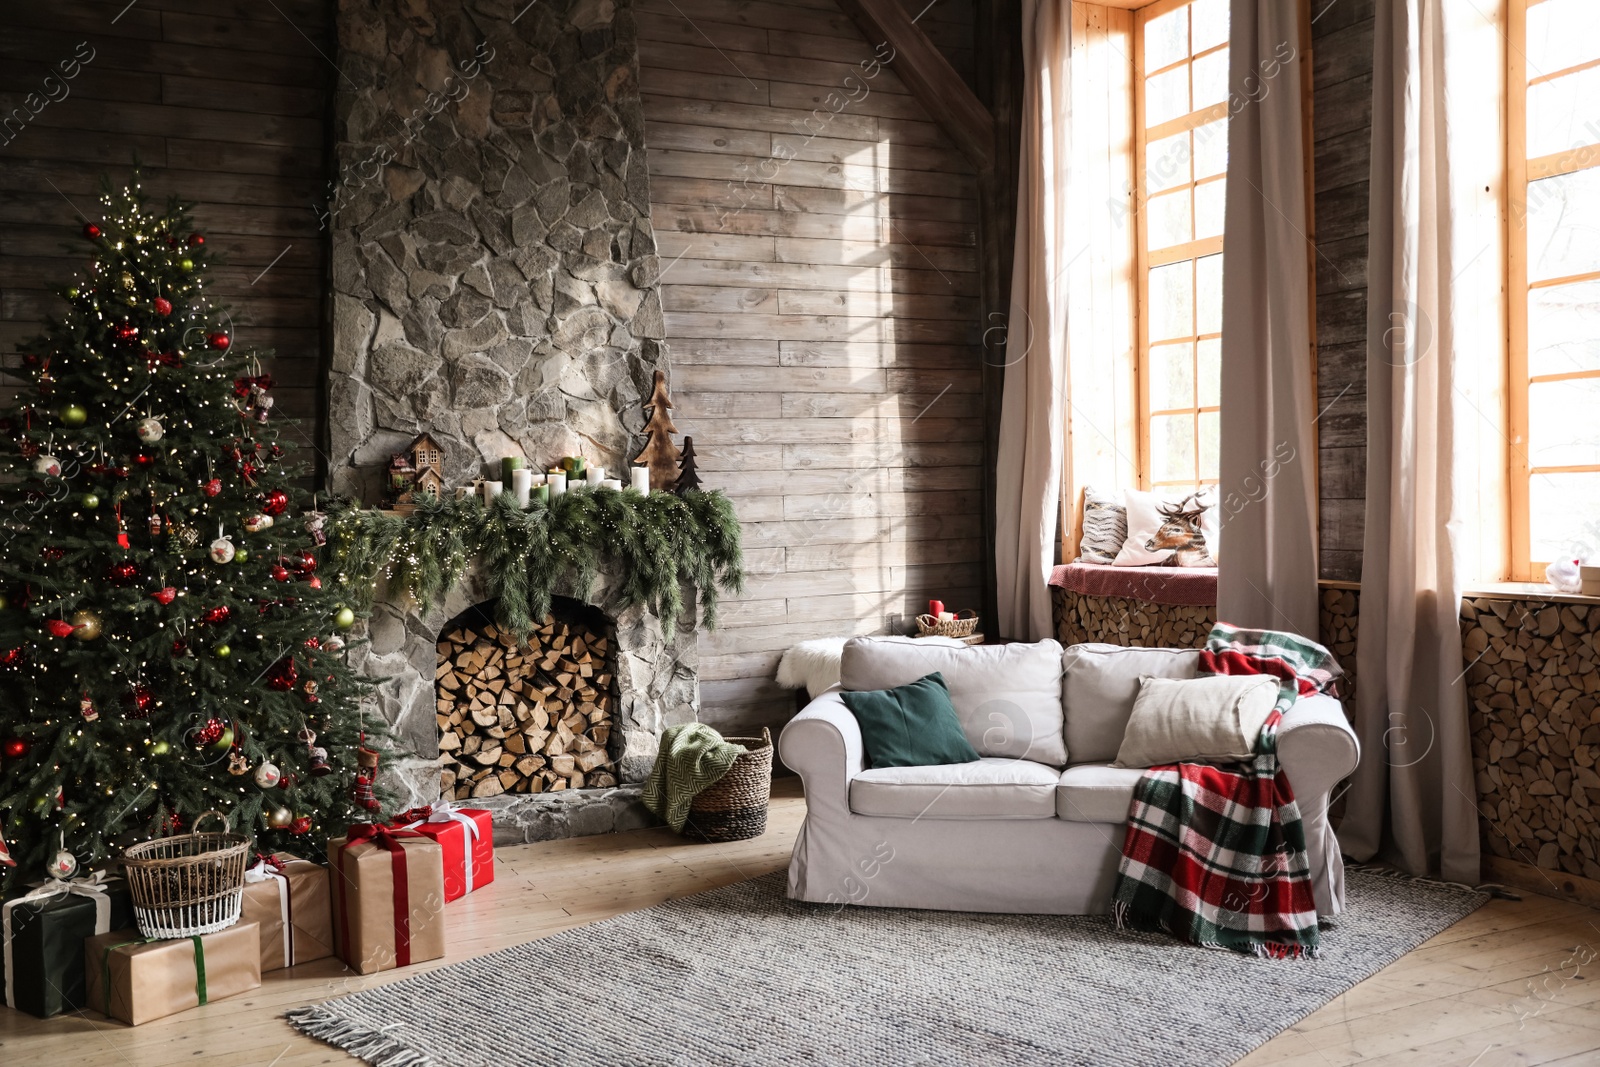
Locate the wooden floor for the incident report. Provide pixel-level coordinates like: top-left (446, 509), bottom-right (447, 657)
top-left (3, 778), bottom-right (1598, 1066)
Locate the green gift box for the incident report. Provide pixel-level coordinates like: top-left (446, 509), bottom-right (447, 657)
top-left (2, 874), bottom-right (135, 1018)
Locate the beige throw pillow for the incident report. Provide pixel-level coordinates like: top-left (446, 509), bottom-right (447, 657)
top-left (1112, 674), bottom-right (1279, 768)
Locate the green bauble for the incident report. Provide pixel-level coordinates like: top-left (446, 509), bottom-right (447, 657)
top-left (59, 404), bottom-right (87, 427)
top-left (234, 548), bottom-right (249, 564)
top-left (179, 257), bottom-right (195, 272)
top-left (152, 740), bottom-right (171, 755)
top-left (212, 727), bottom-right (234, 751)
top-left (81, 493), bottom-right (100, 510)
top-left (333, 606), bottom-right (356, 631)
top-left (214, 643), bottom-right (231, 659)
top-left (66, 287), bottom-right (80, 299)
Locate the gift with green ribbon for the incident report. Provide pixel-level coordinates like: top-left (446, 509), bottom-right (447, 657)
top-left (84, 921), bottom-right (261, 1025)
top-left (1, 871), bottom-right (134, 1018)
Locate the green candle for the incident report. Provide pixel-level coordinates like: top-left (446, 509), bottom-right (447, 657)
top-left (532, 484), bottom-right (550, 504)
top-left (501, 456), bottom-right (525, 480)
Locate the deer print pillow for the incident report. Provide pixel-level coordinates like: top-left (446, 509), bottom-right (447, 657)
top-left (1112, 488), bottom-right (1218, 568)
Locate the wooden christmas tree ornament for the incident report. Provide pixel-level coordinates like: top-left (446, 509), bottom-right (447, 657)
top-left (631, 370), bottom-right (681, 492)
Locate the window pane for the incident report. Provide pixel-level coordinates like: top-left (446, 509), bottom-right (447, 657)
top-left (1526, 166), bottom-right (1600, 282)
top-left (1149, 261), bottom-right (1194, 341)
top-left (1196, 253), bottom-right (1223, 335)
top-left (1526, 0), bottom-right (1600, 81)
top-left (1530, 471), bottom-right (1600, 564)
top-left (1149, 342), bottom-right (1195, 411)
top-left (1530, 278), bottom-right (1600, 376)
top-left (1194, 178), bottom-right (1225, 240)
top-left (1191, 0), bottom-right (1229, 53)
top-left (1147, 190), bottom-right (1192, 251)
top-left (1192, 48), bottom-right (1229, 110)
top-left (1528, 377), bottom-right (1600, 468)
top-left (1196, 337), bottom-right (1221, 406)
top-left (1527, 65), bottom-right (1600, 160)
top-left (1151, 414), bottom-right (1195, 484)
top-left (1144, 6), bottom-right (1189, 72)
top-left (1146, 130), bottom-right (1192, 193)
top-left (1192, 119), bottom-right (1228, 179)
top-left (1146, 65), bottom-right (1191, 127)
top-left (1198, 410), bottom-right (1220, 482)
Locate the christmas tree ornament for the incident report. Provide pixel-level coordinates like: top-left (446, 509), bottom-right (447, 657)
top-left (153, 297), bottom-right (172, 316)
top-left (81, 492), bottom-right (100, 509)
top-left (234, 547), bottom-right (250, 564)
top-left (175, 523), bottom-right (200, 547)
top-left (45, 618), bottom-right (76, 638)
top-left (58, 403), bottom-right (87, 427)
top-left (105, 560), bottom-right (140, 585)
top-left (227, 751), bottom-right (249, 775)
top-left (214, 727), bottom-right (235, 750)
top-left (133, 452), bottom-right (154, 467)
top-left (353, 745), bottom-right (382, 812)
top-left (113, 321), bottom-right (138, 343)
top-left (202, 478), bottom-right (222, 497)
top-left (123, 685), bottom-right (153, 719)
top-left (2, 737), bottom-right (27, 759)
top-left (270, 563), bottom-right (291, 582)
top-left (151, 740), bottom-right (170, 755)
top-left (303, 678), bottom-right (320, 703)
top-left (199, 605), bottom-right (231, 625)
top-left (179, 257), bottom-right (194, 272)
top-left (40, 546), bottom-right (66, 562)
top-left (289, 816), bottom-right (311, 835)
top-left (254, 760), bottom-right (281, 788)
top-left (265, 806), bottom-right (294, 830)
top-left (80, 694), bottom-right (98, 722)
top-left (171, 638), bottom-right (189, 657)
top-left (33, 454), bottom-right (62, 477)
top-left (209, 533), bottom-right (236, 564)
top-left (323, 634), bottom-right (345, 654)
top-left (83, 223), bottom-right (101, 240)
top-left (308, 746), bottom-right (331, 775)
top-left (266, 658), bottom-right (298, 691)
top-left (188, 233), bottom-right (205, 247)
top-left (304, 510), bottom-right (327, 546)
top-left (0, 648), bottom-right (22, 667)
top-left (150, 586), bottom-right (177, 605)
top-left (277, 772), bottom-right (296, 790)
top-left (193, 717), bottom-right (225, 747)
top-left (207, 332), bottom-right (230, 351)
top-left (308, 576), bottom-right (322, 589)
top-left (0, 829), bottom-right (12, 868)
top-left (243, 514), bottom-right (272, 533)
top-left (214, 643), bottom-right (231, 658)
top-left (295, 550), bottom-right (317, 574)
top-left (148, 511), bottom-right (162, 535)
top-left (69, 610), bottom-right (102, 640)
top-left (47, 848), bottom-right (78, 881)
top-left (333, 606), bottom-right (356, 631)
top-left (118, 271), bottom-right (135, 292)
top-left (261, 489), bottom-right (289, 516)
top-left (135, 417), bottom-right (164, 443)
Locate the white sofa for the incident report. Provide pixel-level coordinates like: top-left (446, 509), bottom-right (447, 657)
top-left (778, 636), bottom-right (1360, 918)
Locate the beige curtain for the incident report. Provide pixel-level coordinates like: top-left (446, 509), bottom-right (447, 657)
top-left (1337, 0), bottom-right (1488, 886)
top-left (1215, 0), bottom-right (1318, 638)
top-left (994, 0), bottom-right (1070, 641)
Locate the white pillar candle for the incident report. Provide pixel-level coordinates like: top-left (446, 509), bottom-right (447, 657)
top-left (630, 466), bottom-right (650, 493)
top-left (511, 468), bottom-right (533, 507)
top-left (586, 464), bottom-right (606, 485)
top-left (481, 480), bottom-right (503, 504)
top-left (548, 471), bottom-right (567, 498)
top-left (601, 478), bottom-right (623, 490)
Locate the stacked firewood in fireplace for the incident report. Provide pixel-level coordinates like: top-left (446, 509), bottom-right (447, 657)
top-left (436, 617), bottom-right (617, 799)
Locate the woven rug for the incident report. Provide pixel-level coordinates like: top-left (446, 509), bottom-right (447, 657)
top-left (288, 868), bottom-right (1485, 1067)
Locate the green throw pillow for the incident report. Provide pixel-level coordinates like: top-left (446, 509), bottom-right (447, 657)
top-left (840, 671), bottom-right (982, 769)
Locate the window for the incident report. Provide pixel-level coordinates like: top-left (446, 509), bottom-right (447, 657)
top-left (1133, 0), bottom-right (1229, 491)
top-left (1509, 0), bottom-right (1600, 579)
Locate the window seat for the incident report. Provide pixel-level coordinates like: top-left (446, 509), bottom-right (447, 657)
top-left (1048, 561), bottom-right (1217, 607)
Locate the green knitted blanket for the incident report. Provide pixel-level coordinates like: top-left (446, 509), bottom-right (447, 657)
top-left (642, 723), bottom-right (742, 832)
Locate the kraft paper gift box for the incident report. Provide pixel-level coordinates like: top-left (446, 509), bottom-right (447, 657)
top-left (84, 922), bottom-right (262, 1026)
top-left (239, 852), bottom-right (335, 972)
top-left (1, 872), bottom-right (135, 1018)
top-left (328, 824), bottom-right (446, 975)
top-left (390, 804), bottom-right (495, 902)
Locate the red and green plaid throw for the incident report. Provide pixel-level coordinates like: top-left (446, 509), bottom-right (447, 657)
top-left (1111, 623), bottom-right (1343, 958)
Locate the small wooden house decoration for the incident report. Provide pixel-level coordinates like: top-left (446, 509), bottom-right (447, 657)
top-left (387, 432), bottom-right (447, 513)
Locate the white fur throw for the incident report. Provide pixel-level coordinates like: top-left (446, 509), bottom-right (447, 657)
top-left (775, 637), bottom-right (850, 699)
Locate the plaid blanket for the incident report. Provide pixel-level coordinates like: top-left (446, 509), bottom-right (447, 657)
top-left (1111, 623), bottom-right (1343, 958)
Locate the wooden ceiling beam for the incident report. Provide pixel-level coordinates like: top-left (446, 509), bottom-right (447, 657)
top-left (836, 0), bottom-right (997, 173)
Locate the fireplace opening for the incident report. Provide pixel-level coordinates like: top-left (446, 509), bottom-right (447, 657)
top-left (435, 596), bottom-right (618, 800)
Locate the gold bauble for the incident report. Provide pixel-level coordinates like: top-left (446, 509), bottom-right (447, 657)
top-left (119, 271), bottom-right (135, 291)
top-left (266, 806), bottom-right (294, 830)
top-left (70, 610), bottom-right (102, 641)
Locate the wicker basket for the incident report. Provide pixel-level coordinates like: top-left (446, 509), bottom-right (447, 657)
top-left (121, 810), bottom-right (251, 938)
top-left (683, 729), bottom-right (774, 843)
top-left (915, 610), bottom-right (980, 639)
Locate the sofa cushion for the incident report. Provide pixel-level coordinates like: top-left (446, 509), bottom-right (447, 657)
top-left (841, 636), bottom-right (1067, 765)
top-left (839, 672), bottom-right (982, 769)
top-left (1061, 643), bottom-right (1201, 764)
top-left (1113, 674), bottom-right (1279, 768)
top-left (849, 758), bottom-right (1061, 820)
top-left (1055, 763), bottom-right (1147, 823)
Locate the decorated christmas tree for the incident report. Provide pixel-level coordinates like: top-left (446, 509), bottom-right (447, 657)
top-left (0, 177), bottom-right (379, 890)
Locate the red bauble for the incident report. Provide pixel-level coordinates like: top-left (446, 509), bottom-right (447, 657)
top-left (202, 478), bottom-right (222, 497)
top-left (105, 560), bottom-right (140, 586)
top-left (200, 605), bottom-right (231, 626)
top-left (270, 564), bottom-right (291, 582)
top-left (150, 587), bottom-right (177, 605)
top-left (114, 322), bottom-right (139, 343)
top-left (289, 816), bottom-right (311, 835)
top-left (295, 550), bottom-right (317, 573)
top-left (206, 332), bottom-right (231, 351)
top-left (261, 490), bottom-right (289, 517)
top-left (193, 717), bottom-right (225, 747)
top-left (188, 234), bottom-right (205, 247)
top-left (0, 648), bottom-right (23, 667)
top-left (123, 686), bottom-right (153, 719)
top-left (304, 636), bottom-right (321, 650)
top-left (266, 657), bottom-right (297, 691)
top-left (153, 297), bottom-right (172, 317)
top-left (83, 223), bottom-right (101, 240)
top-left (308, 576), bottom-right (323, 589)
top-left (45, 619), bottom-right (76, 638)
top-left (134, 453), bottom-right (154, 467)
top-left (2, 737), bottom-right (27, 760)
top-left (171, 639), bottom-right (189, 657)
top-left (277, 773), bottom-right (295, 790)
top-left (40, 546), bottom-right (65, 563)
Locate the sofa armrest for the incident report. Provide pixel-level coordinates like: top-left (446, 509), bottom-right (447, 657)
top-left (778, 687), bottom-right (864, 816)
top-left (1278, 693), bottom-right (1360, 804)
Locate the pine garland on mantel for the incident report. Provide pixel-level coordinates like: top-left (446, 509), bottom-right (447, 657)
top-left (325, 489), bottom-right (744, 638)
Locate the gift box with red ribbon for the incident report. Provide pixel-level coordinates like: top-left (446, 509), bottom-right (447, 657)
top-left (328, 824), bottom-right (445, 976)
top-left (389, 804), bottom-right (495, 902)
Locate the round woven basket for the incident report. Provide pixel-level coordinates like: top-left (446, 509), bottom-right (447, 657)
top-left (683, 729), bottom-right (774, 843)
top-left (915, 610), bottom-right (980, 638)
top-left (122, 810), bottom-right (251, 938)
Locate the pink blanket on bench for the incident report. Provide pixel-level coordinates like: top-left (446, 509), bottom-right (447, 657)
top-left (1048, 561), bottom-right (1217, 607)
